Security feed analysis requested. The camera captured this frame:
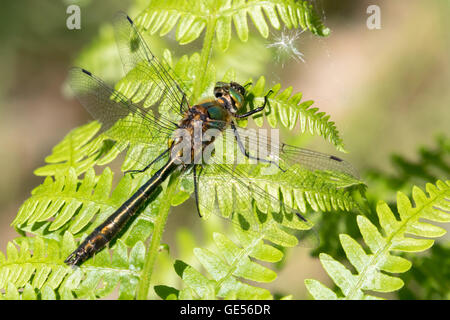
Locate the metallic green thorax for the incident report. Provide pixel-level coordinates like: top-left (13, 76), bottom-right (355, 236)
top-left (203, 101), bottom-right (229, 130)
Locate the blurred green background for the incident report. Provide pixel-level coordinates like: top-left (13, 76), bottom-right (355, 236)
top-left (0, 0), bottom-right (448, 299)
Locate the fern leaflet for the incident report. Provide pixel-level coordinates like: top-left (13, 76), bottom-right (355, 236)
top-left (136, 0), bottom-right (329, 51)
top-left (12, 167), bottom-right (160, 248)
top-left (0, 233), bottom-right (146, 299)
top-left (160, 227), bottom-right (285, 299)
top-left (305, 180), bottom-right (450, 299)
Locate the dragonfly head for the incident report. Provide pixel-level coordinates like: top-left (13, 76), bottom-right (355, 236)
top-left (214, 81), bottom-right (246, 114)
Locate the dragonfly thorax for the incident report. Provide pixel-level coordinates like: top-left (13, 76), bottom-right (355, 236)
top-left (172, 101), bottom-right (231, 165)
top-left (171, 81), bottom-right (247, 165)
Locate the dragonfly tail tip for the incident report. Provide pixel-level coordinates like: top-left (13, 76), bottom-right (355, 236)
top-left (64, 252), bottom-right (81, 267)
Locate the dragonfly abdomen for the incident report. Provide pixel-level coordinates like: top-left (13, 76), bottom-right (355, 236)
top-left (65, 157), bottom-right (179, 266)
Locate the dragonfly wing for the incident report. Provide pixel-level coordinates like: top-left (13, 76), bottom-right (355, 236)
top-left (280, 144), bottom-right (360, 178)
top-left (234, 126), bottom-right (361, 181)
top-left (186, 126), bottom-right (363, 244)
top-left (195, 160), bottom-right (318, 248)
top-left (68, 67), bottom-right (175, 168)
top-left (113, 12), bottom-right (190, 116)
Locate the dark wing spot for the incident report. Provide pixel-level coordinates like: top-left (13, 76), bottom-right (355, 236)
top-left (81, 69), bottom-right (92, 76)
top-left (330, 155), bottom-right (343, 162)
top-left (126, 15), bottom-right (134, 24)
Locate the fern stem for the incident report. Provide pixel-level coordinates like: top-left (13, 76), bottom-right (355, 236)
top-left (136, 172), bottom-right (180, 300)
top-left (193, 15), bottom-right (217, 101)
top-left (214, 234), bottom-right (263, 293)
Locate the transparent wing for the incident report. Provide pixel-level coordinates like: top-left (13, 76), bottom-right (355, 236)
top-left (195, 158), bottom-right (319, 248)
top-left (113, 12), bottom-right (190, 117)
top-left (185, 123), bottom-right (363, 247)
top-left (234, 126), bottom-right (361, 180)
top-left (68, 67), bottom-right (177, 168)
top-left (195, 122), bottom-right (360, 180)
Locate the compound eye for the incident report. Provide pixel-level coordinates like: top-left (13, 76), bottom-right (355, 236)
top-left (215, 92), bottom-right (223, 98)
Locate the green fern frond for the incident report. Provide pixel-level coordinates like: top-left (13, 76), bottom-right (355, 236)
top-left (12, 167), bottom-right (159, 249)
top-left (33, 116), bottom-right (168, 179)
top-left (311, 137), bottom-right (449, 272)
top-left (1, 283), bottom-right (60, 300)
top-left (305, 180), bottom-right (450, 299)
top-left (33, 122), bottom-right (121, 177)
top-left (196, 162), bottom-right (362, 228)
top-left (170, 227), bottom-right (284, 299)
top-left (398, 243), bottom-right (450, 299)
top-left (0, 233), bottom-right (146, 299)
top-left (152, 215), bottom-right (293, 300)
top-left (241, 76), bottom-right (346, 152)
top-left (151, 216), bottom-right (228, 300)
top-left (136, 0), bottom-right (329, 50)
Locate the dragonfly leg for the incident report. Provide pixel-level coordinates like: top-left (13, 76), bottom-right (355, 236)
top-left (179, 89), bottom-right (188, 114)
top-left (234, 89), bottom-right (273, 119)
top-left (124, 148), bottom-right (170, 176)
top-left (243, 82), bottom-right (253, 90)
top-left (193, 164), bottom-right (203, 218)
top-left (231, 122), bottom-right (286, 172)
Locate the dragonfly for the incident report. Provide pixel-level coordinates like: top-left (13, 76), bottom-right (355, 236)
top-left (64, 12), bottom-right (360, 266)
